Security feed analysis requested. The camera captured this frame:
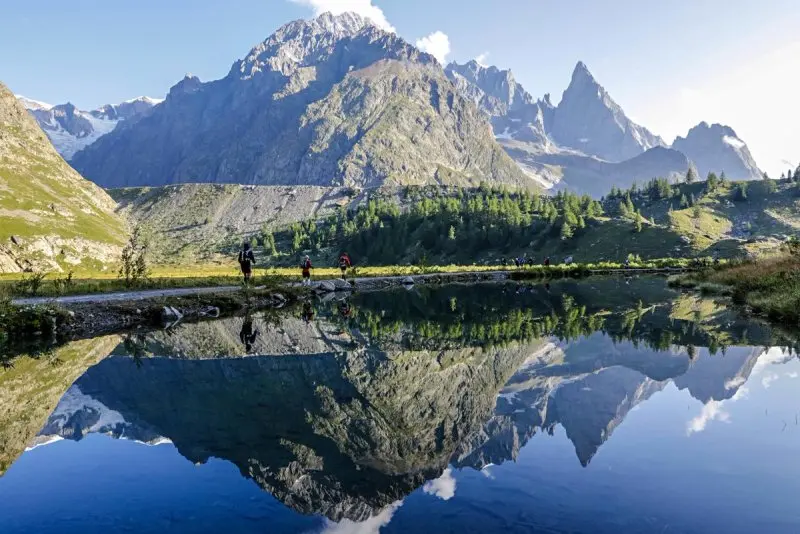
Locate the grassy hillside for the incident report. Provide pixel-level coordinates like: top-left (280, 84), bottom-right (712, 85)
top-left (673, 246), bottom-right (800, 327)
top-left (0, 82), bottom-right (126, 273)
top-left (606, 176), bottom-right (800, 257)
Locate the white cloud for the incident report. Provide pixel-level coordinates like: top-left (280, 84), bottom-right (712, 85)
top-left (762, 373), bottom-right (780, 389)
top-left (291, 0), bottom-right (395, 33)
top-left (475, 52), bottom-right (490, 67)
top-left (321, 501), bottom-right (402, 534)
top-left (415, 31), bottom-right (451, 64)
top-left (422, 467), bottom-right (456, 500)
top-left (687, 400), bottom-right (731, 435)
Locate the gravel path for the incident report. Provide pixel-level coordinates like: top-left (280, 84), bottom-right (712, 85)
top-left (12, 285), bottom-right (248, 306)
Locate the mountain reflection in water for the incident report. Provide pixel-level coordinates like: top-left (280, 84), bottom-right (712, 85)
top-left (2, 277), bottom-right (799, 533)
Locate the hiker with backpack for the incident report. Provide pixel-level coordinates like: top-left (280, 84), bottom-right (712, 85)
top-left (238, 242), bottom-right (256, 284)
top-left (338, 252), bottom-right (352, 280)
top-left (300, 255), bottom-right (313, 286)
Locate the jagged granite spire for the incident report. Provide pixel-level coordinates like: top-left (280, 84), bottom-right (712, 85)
top-left (445, 60), bottom-right (554, 149)
top-left (550, 61), bottom-right (665, 162)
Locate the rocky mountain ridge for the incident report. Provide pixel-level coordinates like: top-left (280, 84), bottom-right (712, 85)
top-left (70, 12), bottom-right (533, 191)
top-left (16, 95), bottom-right (161, 160)
top-left (672, 121), bottom-right (761, 181)
top-left (445, 60), bottom-right (763, 194)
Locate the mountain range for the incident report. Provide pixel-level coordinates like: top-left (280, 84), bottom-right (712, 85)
top-left (445, 59), bottom-right (762, 195)
top-left (16, 95), bottom-right (161, 161)
top-left (17, 12), bottom-right (762, 197)
top-left (67, 12), bottom-right (530, 191)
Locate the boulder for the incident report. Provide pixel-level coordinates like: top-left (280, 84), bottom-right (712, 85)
top-left (316, 281), bottom-right (337, 293)
top-left (161, 306), bottom-right (183, 323)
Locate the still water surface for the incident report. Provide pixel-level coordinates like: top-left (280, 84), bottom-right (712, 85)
top-left (1, 277), bottom-right (799, 533)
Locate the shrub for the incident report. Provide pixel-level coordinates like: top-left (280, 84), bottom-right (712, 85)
top-left (119, 227), bottom-right (150, 288)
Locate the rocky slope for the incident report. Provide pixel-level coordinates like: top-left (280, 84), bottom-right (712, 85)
top-left (110, 184), bottom-right (349, 262)
top-left (71, 13), bottom-right (533, 191)
top-left (17, 95), bottom-right (160, 160)
top-left (445, 60), bottom-right (555, 150)
top-left (446, 60), bottom-right (762, 196)
top-left (672, 122), bottom-right (762, 181)
top-left (0, 82), bottom-right (127, 272)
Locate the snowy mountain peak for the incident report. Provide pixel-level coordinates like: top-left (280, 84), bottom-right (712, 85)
top-left (16, 95), bottom-right (53, 111)
top-left (315, 11), bottom-right (372, 35)
top-left (124, 95), bottom-right (164, 106)
top-left (17, 94), bottom-right (161, 160)
top-left (231, 11), bottom-right (382, 80)
top-left (551, 60), bottom-right (665, 161)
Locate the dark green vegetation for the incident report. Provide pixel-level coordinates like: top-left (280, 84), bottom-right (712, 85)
top-left (0, 296), bottom-right (69, 359)
top-left (604, 173), bottom-right (800, 254)
top-left (277, 184), bottom-right (602, 264)
top-left (105, 173), bottom-right (799, 269)
top-left (268, 176), bottom-right (799, 265)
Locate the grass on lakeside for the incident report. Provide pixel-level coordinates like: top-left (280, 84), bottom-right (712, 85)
top-left (670, 253), bottom-right (800, 326)
top-left (0, 257), bottom-right (700, 299)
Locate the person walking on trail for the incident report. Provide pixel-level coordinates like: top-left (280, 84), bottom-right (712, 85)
top-left (338, 252), bottom-right (352, 280)
top-left (544, 256), bottom-right (551, 267)
top-left (301, 255), bottom-right (313, 286)
top-left (238, 242), bottom-right (256, 284)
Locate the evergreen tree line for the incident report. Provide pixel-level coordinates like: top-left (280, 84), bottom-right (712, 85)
top-left (269, 184), bottom-right (604, 264)
top-left (604, 166), bottom-right (800, 216)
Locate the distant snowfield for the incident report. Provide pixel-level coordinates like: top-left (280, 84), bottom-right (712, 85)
top-left (16, 94), bottom-right (162, 160)
top-left (723, 135), bottom-right (747, 149)
top-left (47, 113), bottom-right (121, 160)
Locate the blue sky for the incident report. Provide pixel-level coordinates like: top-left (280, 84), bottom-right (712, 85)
top-left (2, 0), bottom-right (799, 174)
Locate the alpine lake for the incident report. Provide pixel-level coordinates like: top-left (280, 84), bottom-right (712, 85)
top-left (2, 276), bottom-right (800, 534)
